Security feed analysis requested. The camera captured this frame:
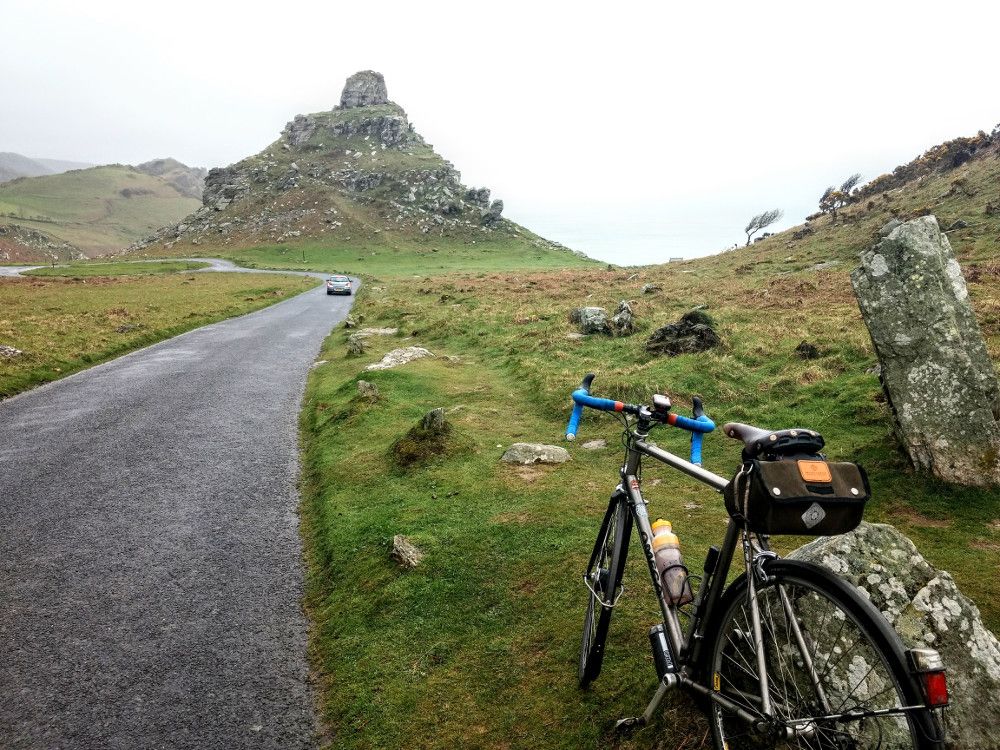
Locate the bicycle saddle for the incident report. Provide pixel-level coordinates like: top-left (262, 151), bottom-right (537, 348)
top-left (722, 422), bottom-right (825, 461)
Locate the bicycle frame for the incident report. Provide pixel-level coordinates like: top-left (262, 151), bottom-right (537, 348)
top-left (604, 424), bottom-right (779, 730)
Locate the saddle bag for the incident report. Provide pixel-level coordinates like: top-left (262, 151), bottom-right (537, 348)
top-left (723, 458), bottom-right (870, 536)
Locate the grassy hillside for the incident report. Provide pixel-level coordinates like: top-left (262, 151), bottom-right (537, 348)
top-left (284, 133), bottom-right (1000, 748)
top-left (0, 165), bottom-right (201, 256)
top-left (0, 152), bottom-right (54, 183)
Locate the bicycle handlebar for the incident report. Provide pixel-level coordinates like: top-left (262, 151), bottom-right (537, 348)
top-left (565, 373), bottom-right (716, 464)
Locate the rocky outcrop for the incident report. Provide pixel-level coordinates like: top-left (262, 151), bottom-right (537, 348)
top-left (791, 522), bottom-right (1000, 748)
top-left (851, 216), bottom-right (1000, 486)
top-left (127, 71), bottom-right (538, 253)
top-left (481, 199), bottom-right (504, 225)
top-left (340, 70), bottom-right (388, 108)
top-left (501, 443), bottom-right (571, 465)
top-left (646, 310), bottom-right (720, 356)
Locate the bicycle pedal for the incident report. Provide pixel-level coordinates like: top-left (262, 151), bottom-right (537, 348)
top-left (614, 716), bottom-right (645, 734)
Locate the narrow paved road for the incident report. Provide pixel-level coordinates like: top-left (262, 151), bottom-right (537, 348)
top-left (0, 264), bottom-right (353, 749)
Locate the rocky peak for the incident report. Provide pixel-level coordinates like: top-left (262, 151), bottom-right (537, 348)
top-left (340, 70), bottom-right (388, 109)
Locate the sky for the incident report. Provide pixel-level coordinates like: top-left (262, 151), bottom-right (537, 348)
top-left (3, 0), bottom-right (999, 264)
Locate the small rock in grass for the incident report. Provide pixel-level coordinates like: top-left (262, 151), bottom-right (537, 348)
top-left (641, 283), bottom-right (661, 294)
top-left (311, 359), bottom-right (328, 369)
top-left (421, 407), bottom-right (446, 431)
top-left (356, 380), bottom-right (380, 402)
top-left (365, 346), bottom-right (433, 371)
top-left (581, 439), bottom-right (607, 450)
top-left (343, 314), bottom-right (358, 329)
top-left (794, 340), bottom-right (821, 360)
top-left (390, 534), bottom-right (424, 569)
top-left (501, 443), bottom-right (571, 465)
top-left (565, 332), bottom-right (585, 340)
top-left (347, 334), bottom-right (366, 356)
top-left (0, 345), bottom-right (24, 358)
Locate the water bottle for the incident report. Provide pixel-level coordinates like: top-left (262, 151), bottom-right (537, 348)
top-left (652, 519), bottom-right (693, 605)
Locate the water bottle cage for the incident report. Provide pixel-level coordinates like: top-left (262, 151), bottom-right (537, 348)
top-left (660, 562), bottom-right (692, 606)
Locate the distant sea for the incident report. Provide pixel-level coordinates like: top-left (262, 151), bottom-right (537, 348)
top-left (508, 203), bottom-right (750, 267)
top-left (508, 195), bottom-right (812, 268)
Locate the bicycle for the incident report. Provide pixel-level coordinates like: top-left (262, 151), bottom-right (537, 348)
top-left (565, 373), bottom-right (947, 749)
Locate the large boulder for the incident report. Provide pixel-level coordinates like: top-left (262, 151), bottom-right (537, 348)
top-left (791, 522), bottom-right (1000, 748)
top-left (340, 70), bottom-right (389, 109)
top-left (646, 310), bottom-right (720, 356)
top-left (851, 216), bottom-right (1000, 486)
top-left (569, 306), bottom-right (610, 335)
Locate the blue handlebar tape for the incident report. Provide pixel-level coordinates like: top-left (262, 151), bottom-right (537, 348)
top-left (566, 389), bottom-right (625, 439)
top-left (669, 413), bottom-right (716, 434)
top-left (566, 402), bottom-right (585, 440)
top-left (690, 432), bottom-right (704, 466)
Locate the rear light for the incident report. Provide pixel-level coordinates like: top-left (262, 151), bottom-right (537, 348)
top-left (907, 648), bottom-right (949, 707)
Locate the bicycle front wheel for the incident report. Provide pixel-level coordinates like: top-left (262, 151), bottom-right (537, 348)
top-left (706, 559), bottom-right (941, 749)
top-left (578, 496), bottom-right (631, 688)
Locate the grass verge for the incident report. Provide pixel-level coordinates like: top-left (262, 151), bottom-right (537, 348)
top-left (0, 272), bottom-right (315, 398)
top-left (300, 247), bottom-right (999, 748)
top-left (24, 260), bottom-right (210, 277)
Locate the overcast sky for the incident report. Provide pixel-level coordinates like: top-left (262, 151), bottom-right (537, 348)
top-left (4, 0), bottom-right (999, 263)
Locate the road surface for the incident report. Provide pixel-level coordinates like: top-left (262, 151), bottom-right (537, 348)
top-left (0, 263), bottom-right (352, 749)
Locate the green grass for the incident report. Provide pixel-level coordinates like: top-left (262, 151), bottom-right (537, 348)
top-left (298, 148), bottom-right (1000, 747)
top-left (24, 260), bottom-right (210, 277)
top-left (0, 272), bottom-right (315, 398)
top-left (0, 165), bottom-right (199, 255)
top-left (137, 235), bottom-right (596, 277)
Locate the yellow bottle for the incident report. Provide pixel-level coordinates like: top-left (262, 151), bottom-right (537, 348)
top-left (652, 519), bottom-right (693, 605)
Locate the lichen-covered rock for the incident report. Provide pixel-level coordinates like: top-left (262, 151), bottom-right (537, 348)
top-left (346, 334), bottom-right (366, 356)
top-left (646, 310), bottom-right (720, 356)
top-left (851, 216), bottom-right (1000, 486)
top-left (356, 380), bottom-right (380, 402)
top-left (569, 306), bottom-right (610, 335)
top-left (364, 346), bottom-right (433, 371)
top-left (641, 283), bottom-right (661, 294)
top-left (421, 407), bottom-right (446, 432)
top-left (501, 443), bottom-right (571, 465)
top-left (791, 522), bottom-right (1000, 748)
top-left (0, 344), bottom-right (24, 358)
top-left (340, 70), bottom-right (388, 108)
top-left (611, 300), bottom-right (636, 336)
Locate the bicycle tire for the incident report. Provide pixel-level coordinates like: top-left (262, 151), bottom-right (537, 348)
top-left (578, 497), bottom-right (632, 688)
top-left (704, 559), bottom-right (942, 749)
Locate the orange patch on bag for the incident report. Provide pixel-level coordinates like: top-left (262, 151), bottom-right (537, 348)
top-left (797, 460), bottom-right (832, 483)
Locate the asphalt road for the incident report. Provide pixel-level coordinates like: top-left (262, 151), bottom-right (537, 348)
top-left (0, 263), bottom-right (354, 749)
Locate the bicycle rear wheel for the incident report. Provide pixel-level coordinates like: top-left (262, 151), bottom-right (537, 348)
top-left (705, 559), bottom-right (942, 749)
top-left (578, 496), bottom-right (631, 688)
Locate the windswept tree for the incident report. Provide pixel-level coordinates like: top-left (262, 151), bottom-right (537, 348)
top-left (744, 209), bottom-right (783, 246)
top-left (840, 173), bottom-right (862, 195)
top-left (819, 174), bottom-right (863, 218)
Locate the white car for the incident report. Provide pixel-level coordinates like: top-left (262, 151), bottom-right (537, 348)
top-left (326, 276), bottom-right (352, 295)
